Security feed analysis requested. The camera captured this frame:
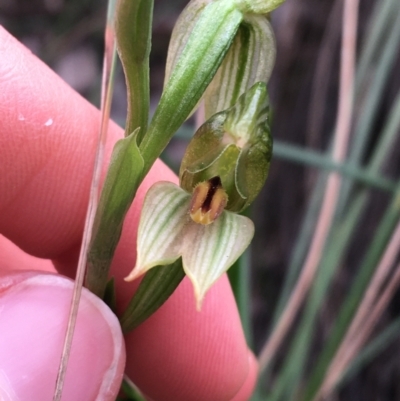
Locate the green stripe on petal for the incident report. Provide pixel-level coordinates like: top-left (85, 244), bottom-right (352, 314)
top-left (182, 210), bottom-right (254, 309)
top-left (204, 14), bottom-right (276, 119)
top-left (125, 182), bottom-right (191, 281)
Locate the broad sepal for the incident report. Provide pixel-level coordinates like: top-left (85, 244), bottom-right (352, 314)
top-left (125, 182), bottom-right (254, 309)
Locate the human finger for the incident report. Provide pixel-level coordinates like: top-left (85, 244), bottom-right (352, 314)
top-left (0, 270), bottom-right (125, 401)
top-left (0, 27), bottom-right (257, 401)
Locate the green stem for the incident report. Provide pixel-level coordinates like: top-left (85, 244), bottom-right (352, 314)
top-left (115, 0), bottom-right (153, 139)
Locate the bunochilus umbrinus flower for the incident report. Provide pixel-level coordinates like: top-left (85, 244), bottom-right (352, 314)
top-left (125, 82), bottom-right (272, 309)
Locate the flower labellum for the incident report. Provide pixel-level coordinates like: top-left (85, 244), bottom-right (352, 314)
top-left (124, 181), bottom-right (254, 309)
top-left (190, 177), bottom-right (228, 225)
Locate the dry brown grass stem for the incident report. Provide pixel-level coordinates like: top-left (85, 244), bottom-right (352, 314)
top-left (258, 0), bottom-right (359, 372)
top-left (307, 0), bottom-right (341, 151)
top-left (316, 221), bottom-right (400, 399)
top-left (53, 23), bottom-right (116, 401)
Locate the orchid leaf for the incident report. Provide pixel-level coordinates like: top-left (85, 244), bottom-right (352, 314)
top-left (120, 260), bottom-right (185, 332)
top-left (86, 0), bottom-right (153, 297)
top-left (103, 277), bottom-right (117, 314)
top-left (86, 129), bottom-right (144, 297)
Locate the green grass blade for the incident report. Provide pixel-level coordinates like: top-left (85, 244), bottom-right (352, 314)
top-left (339, 318), bottom-right (400, 387)
top-left (271, 171), bottom-right (327, 325)
top-left (273, 142), bottom-right (396, 192)
top-left (336, 3), bottom-right (400, 215)
top-left (302, 189), bottom-right (400, 401)
top-left (266, 194), bottom-right (364, 401)
top-left (368, 90), bottom-right (400, 172)
top-left (119, 377), bottom-right (147, 401)
top-left (354, 0), bottom-right (397, 93)
top-left (266, 2), bottom-right (400, 396)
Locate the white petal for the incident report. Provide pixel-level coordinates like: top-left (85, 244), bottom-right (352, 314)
top-left (125, 182), bottom-right (190, 281)
top-left (182, 211), bottom-right (254, 309)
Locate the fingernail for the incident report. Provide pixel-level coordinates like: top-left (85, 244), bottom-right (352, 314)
top-left (230, 350), bottom-right (258, 401)
top-left (0, 271), bottom-right (125, 401)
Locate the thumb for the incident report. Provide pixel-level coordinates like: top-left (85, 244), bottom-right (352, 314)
top-left (0, 271), bottom-right (125, 401)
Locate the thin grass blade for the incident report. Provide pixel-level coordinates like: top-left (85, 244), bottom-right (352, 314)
top-left (52, 1), bottom-right (118, 399)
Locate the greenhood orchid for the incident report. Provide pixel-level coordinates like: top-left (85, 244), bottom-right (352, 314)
top-left (88, 0), bottom-right (279, 320)
top-left (125, 82), bottom-right (272, 309)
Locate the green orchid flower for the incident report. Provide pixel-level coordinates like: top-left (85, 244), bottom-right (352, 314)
top-left (124, 180), bottom-right (254, 309)
top-left (125, 82), bottom-right (271, 309)
top-left (180, 82), bottom-right (273, 213)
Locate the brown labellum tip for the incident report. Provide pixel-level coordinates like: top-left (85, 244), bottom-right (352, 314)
top-left (189, 177), bottom-right (228, 225)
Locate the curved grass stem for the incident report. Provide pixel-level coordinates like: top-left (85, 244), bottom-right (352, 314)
top-left (258, 0), bottom-right (359, 373)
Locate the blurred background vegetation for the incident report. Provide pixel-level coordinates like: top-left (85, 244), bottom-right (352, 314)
top-left (2, 0), bottom-right (400, 400)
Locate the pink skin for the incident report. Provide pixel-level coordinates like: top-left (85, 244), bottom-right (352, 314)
top-left (0, 26), bottom-right (258, 401)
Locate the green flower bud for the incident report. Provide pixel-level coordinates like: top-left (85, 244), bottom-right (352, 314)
top-left (180, 82), bottom-right (272, 213)
top-left (164, 0), bottom-right (209, 88)
top-left (164, 1), bottom-right (276, 120)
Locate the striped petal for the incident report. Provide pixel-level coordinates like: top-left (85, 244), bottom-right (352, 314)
top-left (182, 210), bottom-right (254, 309)
top-left (125, 182), bottom-right (190, 281)
top-left (204, 14), bottom-right (275, 119)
